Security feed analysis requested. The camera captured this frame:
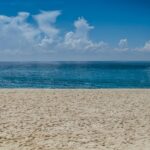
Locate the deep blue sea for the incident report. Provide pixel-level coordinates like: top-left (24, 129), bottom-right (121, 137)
top-left (0, 61), bottom-right (150, 88)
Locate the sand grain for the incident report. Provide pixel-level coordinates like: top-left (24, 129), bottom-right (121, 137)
top-left (0, 89), bottom-right (150, 150)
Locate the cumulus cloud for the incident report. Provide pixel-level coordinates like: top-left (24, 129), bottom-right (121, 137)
top-left (74, 17), bottom-right (94, 40)
top-left (119, 39), bottom-right (128, 48)
top-left (133, 40), bottom-right (150, 52)
top-left (0, 12), bottom-right (39, 55)
top-left (0, 10), bottom-right (61, 55)
top-left (115, 38), bottom-right (128, 51)
top-left (0, 10), bottom-right (149, 60)
top-left (33, 11), bottom-right (60, 39)
top-left (33, 10), bottom-right (61, 49)
top-left (62, 17), bottom-right (108, 51)
top-left (143, 41), bottom-right (150, 51)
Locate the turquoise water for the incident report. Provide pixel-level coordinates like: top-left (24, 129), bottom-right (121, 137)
top-left (0, 61), bottom-right (150, 88)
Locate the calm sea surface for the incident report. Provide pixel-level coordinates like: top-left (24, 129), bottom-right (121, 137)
top-left (0, 61), bottom-right (150, 88)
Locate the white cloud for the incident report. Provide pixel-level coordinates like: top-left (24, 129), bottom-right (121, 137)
top-left (118, 39), bottom-right (128, 48)
top-left (74, 17), bottom-right (94, 40)
top-left (33, 10), bottom-right (61, 49)
top-left (0, 10), bottom-right (149, 60)
top-left (115, 38), bottom-right (128, 51)
top-left (0, 12), bottom-right (38, 54)
top-left (134, 40), bottom-right (150, 52)
top-left (62, 17), bottom-right (108, 51)
top-left (33, 10), bottom-right (61, 38)
top-left (143, 41), bottom-right (150, 51)
top-left (0, 10), bottom-right (61, 55)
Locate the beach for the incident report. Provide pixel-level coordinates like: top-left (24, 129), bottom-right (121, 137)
top-left (0, 89), bottom-right (150, 150)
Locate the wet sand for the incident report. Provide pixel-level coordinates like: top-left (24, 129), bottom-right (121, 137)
top-left (0, 89), bottom-right (150, 150)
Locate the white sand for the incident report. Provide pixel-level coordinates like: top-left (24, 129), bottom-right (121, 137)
top-left (0, 89), bottom-right (150, 150)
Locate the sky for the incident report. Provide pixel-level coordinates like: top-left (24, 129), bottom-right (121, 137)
top-left (0, 0), bottom-right (150, 61)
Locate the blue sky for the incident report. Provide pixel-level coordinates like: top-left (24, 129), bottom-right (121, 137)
top-left (0, 0), bottom-right (150, 61)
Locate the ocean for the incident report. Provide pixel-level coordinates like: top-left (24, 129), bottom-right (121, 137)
top-left (0, 61), bottom-right (150, 88)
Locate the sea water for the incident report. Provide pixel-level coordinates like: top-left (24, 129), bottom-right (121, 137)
top-left (0, 61), bottom-right (150, 88)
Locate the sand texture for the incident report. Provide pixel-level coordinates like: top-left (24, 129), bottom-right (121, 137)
top-left (0, 89), bottom-right (150, 150)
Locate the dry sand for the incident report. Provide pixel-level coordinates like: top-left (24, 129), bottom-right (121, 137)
top-left (0, 89), bottom-right (150, 150)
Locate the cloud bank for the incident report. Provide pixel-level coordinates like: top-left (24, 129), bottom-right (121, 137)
top-left (0, 10), bottom-right (149, 60)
